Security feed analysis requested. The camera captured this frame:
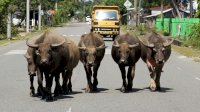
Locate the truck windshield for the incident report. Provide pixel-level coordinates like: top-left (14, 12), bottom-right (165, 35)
top-left (95, 10), bottom-right (118, 20)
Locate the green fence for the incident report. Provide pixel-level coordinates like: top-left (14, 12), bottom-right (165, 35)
top-left (156, 18), bottom-right (200, 39)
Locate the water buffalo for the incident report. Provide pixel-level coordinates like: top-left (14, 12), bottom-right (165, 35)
top-left (26, 31), bottom-right (79, 101)
top-left (140, 32), bottom-right (174, 91)
top-left (111, 33), bottom-right (141, 92)
top-left (24, 47), bottom-right (37, 96)
top-left (78, 32), bottom-right (107, 93)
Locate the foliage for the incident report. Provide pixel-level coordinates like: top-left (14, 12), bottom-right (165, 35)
top-left (186, 23), bottom-right (200, 48)
top-left (195, 0), bottom-right (200, 17)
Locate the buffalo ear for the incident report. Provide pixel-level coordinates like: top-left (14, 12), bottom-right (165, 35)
top-left (24, 53), bottom-right (30, 59)
top-left (163, 37), bottom-right (174, 47)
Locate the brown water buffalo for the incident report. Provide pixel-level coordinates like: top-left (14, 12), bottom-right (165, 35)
top-left (111, 33), bottom-right (141, 92)
top-left (24, 47), bottom-right (37, 96)
top-left (78, 32), bottom-right (106, 93)
top-left (26, 31), bottom-right (79, 101)
top-left (140, 32), bottom-right (174, 91)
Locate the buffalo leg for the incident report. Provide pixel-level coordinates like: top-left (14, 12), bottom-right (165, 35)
top-left (30, 75), bottom-right (35, 96)
top-left (54, 74), bottom-right (62, 97)
top-left (147, 65), bottom-right (156, 91)
top-left (84, 65), bottom-right (92, 93)
top-left (67, 70), bottom-right (73, 93)
top-left (119, 65), bottom-right (127, 93)
top-left (127, 66), bottom-right (135, 91)
top-left (155, 65), bottom-right (163, 91)
top-left (45, 74), bottom-right (53, 101)
top-left (37, 69), bottom-right (44, 98)
top-left (62, 70), bottom-right (68, 94)
top-left (93, 63), bottom-right (100, 91)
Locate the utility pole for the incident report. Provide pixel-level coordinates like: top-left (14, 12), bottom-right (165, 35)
top-left (38, 3), bottom-right (41, 31)
top-left (26, 0), bottom-right (30, 33)
top-left (55, 0), bottom-right (58, 11)
top-left (161, 0), bottom-right (164, 29)
top-left (7, 12), bottom-right (11, 39)
top-left (134, 0), bottom-right (138, 26)
top-left (190, 0), bottom-right (193, 17)
top-left (138, 0), bottom-right (142, 25)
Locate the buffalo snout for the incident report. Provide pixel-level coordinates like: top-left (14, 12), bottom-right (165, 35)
top-left (40, 59), bottom-right (48, 65)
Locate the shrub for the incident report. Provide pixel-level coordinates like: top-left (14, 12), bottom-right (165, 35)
top-left (187, 23), bottom-right (200, 49)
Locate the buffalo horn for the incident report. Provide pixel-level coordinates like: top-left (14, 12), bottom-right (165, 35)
top-left (113, 40), bottom-right (120, 47)
top-left (140, 38), bottom-right (154, 48)
top-left (129, 43), bottom-right (139, 48)
top-left (163, 38), bottom-right (174, 47)
top-left (51, 38), bottom-right (66, 47)
top-left (96, 44), bottom-right (107, 50)
top-left (26, 39), bottom-right (38, 48)
top-left (79, 42), bottom-right (86, 50)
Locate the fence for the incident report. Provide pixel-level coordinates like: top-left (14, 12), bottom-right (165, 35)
top-left (156, 18), bottom-right (200, 39)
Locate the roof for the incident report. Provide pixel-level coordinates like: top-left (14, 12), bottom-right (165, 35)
top-left (143, 8), bottom-right (173, 18)
top-left (149, 6), bottom-right (171, 11)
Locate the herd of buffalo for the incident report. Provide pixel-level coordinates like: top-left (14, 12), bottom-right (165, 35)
top-left (24, 31), bottom-right (174, 101)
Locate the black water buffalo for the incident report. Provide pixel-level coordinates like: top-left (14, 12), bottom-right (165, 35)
top-left (26, 31), bottom-right (79, 101)
top-left (24, 47), bottom-right (37, 96)
top-left (111, 33), bottom-right (141, 92)
top-left (140, 32), bottom-right (174, 91)
top-left (78, 32), bottom-right (106, 93)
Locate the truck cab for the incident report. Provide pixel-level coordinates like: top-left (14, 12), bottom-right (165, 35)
top-left (91, 5), bottom-right (120, 40)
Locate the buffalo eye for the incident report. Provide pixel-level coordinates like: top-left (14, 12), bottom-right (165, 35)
top-left (35, 50), bottom-right (40, 56)
top-left (118, 50), bottom-right (121, 54)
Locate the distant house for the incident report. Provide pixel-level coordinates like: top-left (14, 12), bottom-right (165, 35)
top-left (143, 6), bottom-right (174, 29)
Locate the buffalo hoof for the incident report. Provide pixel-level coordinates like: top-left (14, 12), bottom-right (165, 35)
top-left (30, 90), bottom-right (35, 97)
top-left (68, 89), bottom-right (72, 94)
top-left (85, 87), bottom-right (92, 93)
top-left (92, 85), bottom-right (98, 92)
top-left (127, 85), bottom-right (132, 91)
top-left (150, 79), bottom-right (157, 91)
top-left (45, 96), bottom-right (54, 102)
top-left (121, 86), bottom-right (127, 93)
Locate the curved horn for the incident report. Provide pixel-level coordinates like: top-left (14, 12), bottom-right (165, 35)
top-left (78, 41), bottom-right (86, 50)
top-left (163, 37), bottom-right (174, 47)
top-left (113, 40), bottom-right (120, 47)
top-left (139, 38), bottom-right (154, 48)
top-left (129, 43), bottom-right (139, 48)
top-left (51, 38), bottom-right (66, 47)
top-left (26, 39), bottom-right (38, 48)
top-left (96, 43), bottom-right (107, 50)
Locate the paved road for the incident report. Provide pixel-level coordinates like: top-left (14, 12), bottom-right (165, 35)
top-left (0, 23), bottom-right (200, 112)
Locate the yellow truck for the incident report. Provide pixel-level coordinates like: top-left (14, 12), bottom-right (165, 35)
top-left (91, 5), bottom-right (120, 40)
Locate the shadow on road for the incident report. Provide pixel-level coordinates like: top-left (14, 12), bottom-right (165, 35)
top-left (53, 95), bottom-right (74, 101)
top-left (143, 87), bottom-right (174, 93)
top-left (115, 88), bottom-right (143, 93)
top-left (82, 88), bottom-right (109, 93)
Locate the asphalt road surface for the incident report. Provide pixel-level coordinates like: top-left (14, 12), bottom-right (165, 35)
top-left (0, 23), bottom-right (200, 112)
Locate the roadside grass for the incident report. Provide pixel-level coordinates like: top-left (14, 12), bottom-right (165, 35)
top-left (172, 45), bottom-right (200, 62)
top-left (0, 26), bottom-right (56, 47)
top-left (121, 25), bottom-right (200, 62)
